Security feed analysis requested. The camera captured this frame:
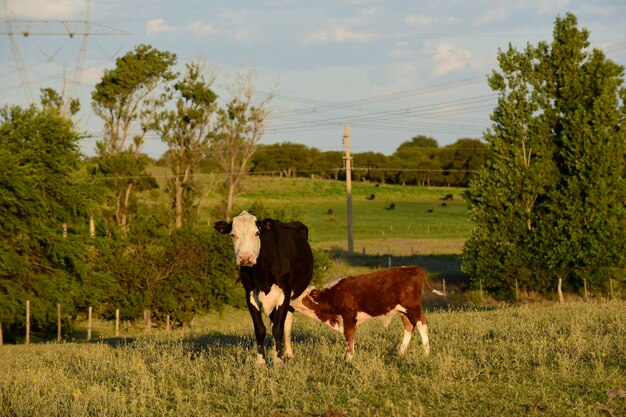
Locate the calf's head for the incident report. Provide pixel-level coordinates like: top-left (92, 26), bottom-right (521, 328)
top-left (215, 211), bottom-right (262, 266)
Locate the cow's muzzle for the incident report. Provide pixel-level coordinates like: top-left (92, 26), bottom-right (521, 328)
top-left (237, 254), bottom-right (256, 266)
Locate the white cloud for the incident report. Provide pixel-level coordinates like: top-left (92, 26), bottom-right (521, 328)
top-left (6, 0), bottom-right (84, 19)
top-left (406, 15), bottom-right (432, 26)
top-left (431, 42), bottom-right (476, 75)
top-left (146, 19), bottom-right (176, 35)
top-left (302, 28), bottom-right (377, 45)
top-left (191, 21), bottom-right (215, 35)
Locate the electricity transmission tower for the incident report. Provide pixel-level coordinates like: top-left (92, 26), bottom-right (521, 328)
top-left (1, 0), bottom-right (127, 113)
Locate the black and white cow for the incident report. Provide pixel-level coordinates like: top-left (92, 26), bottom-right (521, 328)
top-left (215, 211), bottom-right (314, 367)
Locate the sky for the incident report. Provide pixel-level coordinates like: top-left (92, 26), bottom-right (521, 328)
top-left (1, 0), bottom-right (625, 158)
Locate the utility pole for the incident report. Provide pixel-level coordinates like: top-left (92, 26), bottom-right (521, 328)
top-left (343, 124), bottom-right (354, 254)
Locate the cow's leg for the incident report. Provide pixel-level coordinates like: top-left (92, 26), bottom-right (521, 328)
top-left (246, 295), bottom-right (267, 367)
top-left (398, 314), bottom-right (415, 356)
top-left (271, 301), bottom-right (291, 367)
top-left (416, 319), bottom-right (430, 356)
top-left (406, 308), bottom-right (430, 356)
top-left (343, 315), bottom-right (357, 362)
top-left (283, 309), bottom-right (294, 360)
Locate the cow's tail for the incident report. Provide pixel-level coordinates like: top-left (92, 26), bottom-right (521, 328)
top-left (416, 267), bottom-right (445, 297)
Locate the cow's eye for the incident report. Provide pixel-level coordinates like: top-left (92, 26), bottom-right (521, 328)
top-left (255, 231), bottom-right (260, 237)
top-left (230, 233), bottom-right (236, 239)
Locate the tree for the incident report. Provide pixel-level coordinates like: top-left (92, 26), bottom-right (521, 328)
top-left (210, 67), bottom-right (274, 219)
top-left (393, 135), bottom-right (440, 185)
top-left (152, 61), bottom-right (218, 228)
top-left (91, 44), bottom-right (177, 233)
top-left (40, 88), bottom-right (80, 119)
top-left (440, 138), bottom-right (489, 186)
top-left (0, 105), bottom-right (92, 341)
top-left (463, 13), bottom-right (626, 298)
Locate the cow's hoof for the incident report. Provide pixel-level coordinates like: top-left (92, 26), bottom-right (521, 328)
top-left (254, 354), bottom-right (267, 368)
top-left (273, 357), bottom-right (285, 369)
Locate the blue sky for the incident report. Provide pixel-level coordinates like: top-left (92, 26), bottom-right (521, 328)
top-left (1, 0), bottom-right (625, 157)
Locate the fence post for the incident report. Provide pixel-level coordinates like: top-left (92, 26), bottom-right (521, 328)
top-left (87, 306), bottom-right (92, 341)
top-left (166, 315), bottom-right (171, 332)
top-left (57, 303), bottom-right (61, 343)
top-left (388, 256), bottom-right (392, 268)
top-left (115, 309), bottom-right (120, 337)
top-left (583, 278), bottom-right (589, 301)
top-left (144, 309), bottom-right (151, 332)
top-left (515, 279), bottom-right (519, 301)
top-left (479, 279), bottom-right (483, 302)
top-left (609, 279), bottom-right (614, 300)
top-left (442, 279), bottom-right (447, 296)
top-left (26, 299), bottom-right (30, 345)
top-left (558, 278), bottom-right (564, 304)
top-left (0, 321), bottom-right (3, 347)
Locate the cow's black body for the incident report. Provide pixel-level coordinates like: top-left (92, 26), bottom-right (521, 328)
top-left (215, 216), bottom-right (314, 365)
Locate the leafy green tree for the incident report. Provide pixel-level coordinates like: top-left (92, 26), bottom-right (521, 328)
top-left (0, 105), bottom-right (92, 341)
top-left (463, 13), bottom-right (626, 298)
top-left (93, 205), bottom-right (241, 327)
top-left (353, 151), bottom-right (388, 183)
top-left (91, 44), bottom-right (177, 233)
top-left (251, 142), bottom-right (315, 177)
top-left (440, 138), bottom-right (489, 186)
top-left (152, 61), bottom-right (218, 228)
top-left (393, 135), bottom-right (440, 185)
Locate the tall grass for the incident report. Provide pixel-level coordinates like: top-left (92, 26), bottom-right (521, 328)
top-left (1, 302), bottom-right (624, 417)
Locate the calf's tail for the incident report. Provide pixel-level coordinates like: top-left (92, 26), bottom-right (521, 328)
top-left (416, 267), bottom-right (445, 297)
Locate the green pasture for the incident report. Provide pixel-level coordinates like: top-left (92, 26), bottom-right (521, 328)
top-left (146, 172), bottom-right (472, 246)
top-left (1, 302), bottom-right (624, 417)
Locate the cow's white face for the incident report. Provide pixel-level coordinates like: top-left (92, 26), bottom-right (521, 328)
top-left (230, 211), bottom-right (261, 266)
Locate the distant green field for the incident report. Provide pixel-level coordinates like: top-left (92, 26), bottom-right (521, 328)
top-left (167, 174), bottom-right (472, 246)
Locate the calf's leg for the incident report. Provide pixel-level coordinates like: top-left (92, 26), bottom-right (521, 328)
top-left (343, 315), bottom-right (357, 362)
top-left (398, 314), bottom-right (414, 356)
top-left (405, 307), bottom-right (430, 356)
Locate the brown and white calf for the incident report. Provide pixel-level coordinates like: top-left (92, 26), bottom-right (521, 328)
top-left (291, 266), bottom-right (444, 361)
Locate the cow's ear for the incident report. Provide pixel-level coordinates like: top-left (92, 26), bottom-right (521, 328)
top-left (214, 221), bottom-right (232, 234)
top-left (309, 289), bottom-right (321, 301)
top-left (257, 218), bottom-right (274, 233)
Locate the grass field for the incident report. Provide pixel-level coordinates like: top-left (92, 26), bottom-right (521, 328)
top-left (1, 302), bottom-right (624, 417)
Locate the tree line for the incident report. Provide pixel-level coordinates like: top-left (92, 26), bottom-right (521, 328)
top-left (243, 136), bottom-right (488, 187)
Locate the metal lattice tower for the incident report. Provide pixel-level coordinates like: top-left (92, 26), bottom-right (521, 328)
top-left (1, 0), bottom-right (127, 109)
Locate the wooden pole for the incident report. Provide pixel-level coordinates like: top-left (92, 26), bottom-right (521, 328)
top-left (583, 278), bottom-right (588, 301)
top-left (144, 309), bottom-right (151, 332)
top-left (343, 124), bottom-right (354, 254)
top-left (26, 299), bottom-right (30, 345)
top-left (89, 215), bottom-right (95, 238)
top-left (442, 279), bottom-right (447, 296)
top-left (515, 279), bottom-right (519, 301)
top-left (609, 279), bottom-right (614, 300)
top-left (0, 321), bottom-right (3, 347)
top-left (166, 315), bottom-right (171, 332)
top-left (558, 278), bottom-right (564, 304)
top-left (57, 303), bottom-right (61, 343)
top-left (115, 309), bottom-right (120, 337)
top-left (87, 306), bottom-right (92, 341)
top-left (479, 279), bottom-right (483, 302)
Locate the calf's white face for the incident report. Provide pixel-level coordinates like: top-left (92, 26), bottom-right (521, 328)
top-left (230, 211), bottom-right (261, 266)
